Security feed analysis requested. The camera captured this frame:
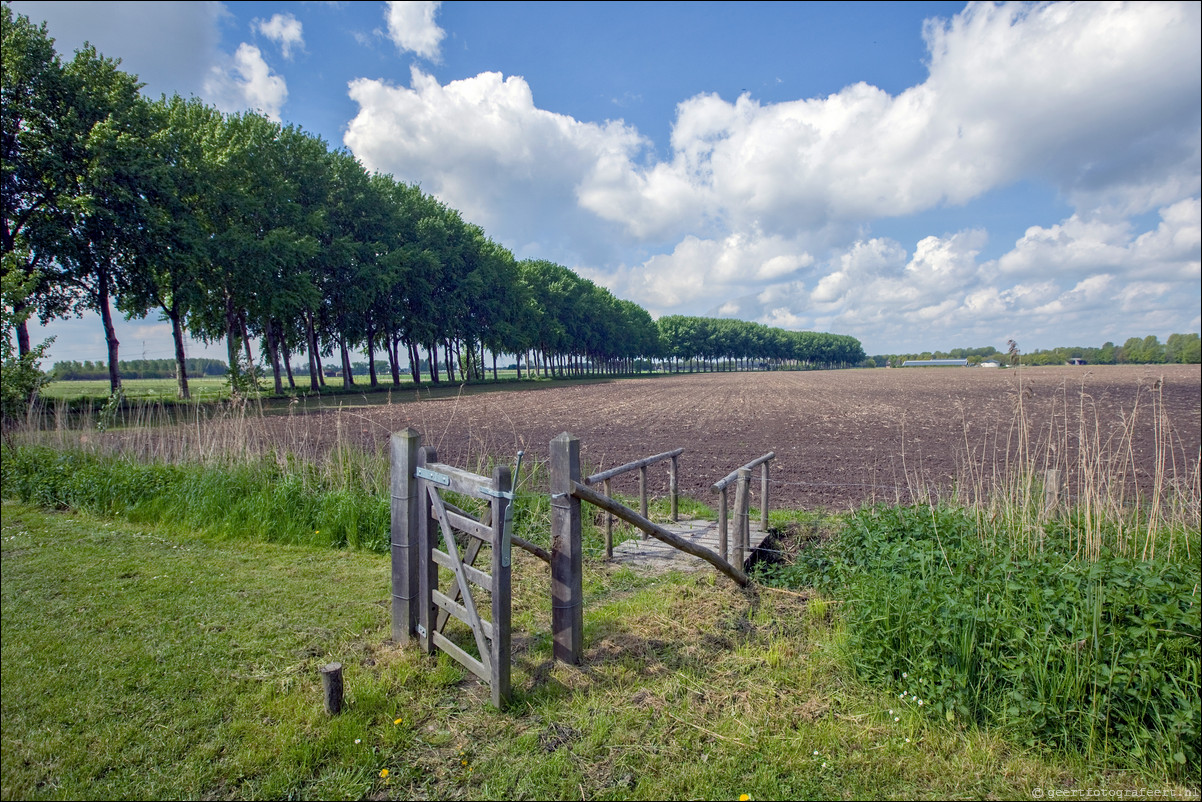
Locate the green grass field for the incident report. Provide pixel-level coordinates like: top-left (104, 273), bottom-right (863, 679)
top-left (4, 501), bottom-right (1196, 801)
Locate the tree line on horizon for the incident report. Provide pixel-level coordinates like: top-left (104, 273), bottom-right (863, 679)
top-left (2, 6), bottom-right (864, 405)
top-left (870, 334), bottom-right (1201, 368)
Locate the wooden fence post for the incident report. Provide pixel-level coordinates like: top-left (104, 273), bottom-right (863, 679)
top-left (718, 486), bottom-right (729, 564)
top-left (416, 445), bottom-right (438, 655)
top-left (550, 433), bottom-right (583, 664)
top-left (1044, 469), bottom-right (1062, 515)
top-left (670, 455), bottom-right (679, 523)
top-left (603, 478), bottom-right (613, 559)
top-left (490, 464), bottom-right (513, 708)
top-left (320, 662), bottom-right (343, 715)
top-left (639, 464), bottom-right (648, 537)
top-left (761, 461), bottom-right (770, 532)
top-left (733, 468), bottom-right (751, 568)
top-left (390, 428), bottom-right (420, 643)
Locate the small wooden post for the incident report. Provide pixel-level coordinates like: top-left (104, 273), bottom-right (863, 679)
top-left (550, 433), bottom-right (583, 665)
top-left (732, 468), bottom-right (751, 568)
top-left (603, 477), bottom-right (613, 559)
top-left (320, 662), bottom-right (343, 715)
top-left (718, 486), bottom-right (729, 563)
top-left (416, 445), bottom-right (438, 655)
top-left (669, 455), bottom-right (679, 523)
top-left (639, 464), bottom-right (648, 538)
top-left (390, 428), bottom-right (420, 642)
top-left (760, 461), bottom-right (770, 532)
top-left (490, 464), bottom-right (513, 709)
top-left (1044, 469), bottom-right (1062, 515)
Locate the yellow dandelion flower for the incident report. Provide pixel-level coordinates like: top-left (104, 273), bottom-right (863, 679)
top-left (379, 768), bottom-right (389, 778)
top-left (740, 795), bottom-right (751, 801)
top-left (461, 760), bottom-right (468, 766)
top-left (394, 717), bottom-right (402, 725)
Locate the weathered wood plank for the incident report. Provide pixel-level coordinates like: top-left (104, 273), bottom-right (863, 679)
top-left (490, 464), bottom-right (512, 709)
top-left (732, 468), bottom-right (750, 568)
top-left (416, 446), bottom-right (438, 655)
top-left (571, 480), bottom-right (750, 587)
top-left (712, 452), bottom-right (776, 492)
top-left (427, 484), bottom-right (493, 673)
top-left (436, 502), bottom-right (486, 633)
top-left (390, 428), bottom-right (420, 642)
top-left (439, 506), bottom-right (494, 543)
top-left (423, 461), bottom-right (492, 499)
top-left (431, 630), bottom-right (490, 683)
top-left (551, 433), bottom-right (583, 664)
top-left (584, 448), bottom-right (684, 485)
top-left (432, 588), bottom-right (496, 640)
top-left (431, 548), bottom-right (492, 593)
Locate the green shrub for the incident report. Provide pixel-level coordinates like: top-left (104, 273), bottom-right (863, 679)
top-left (757, 505), bottom-right (1201, 778)
top-left (0, 443), bottom-right (389, 552)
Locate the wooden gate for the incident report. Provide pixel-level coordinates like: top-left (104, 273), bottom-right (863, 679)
top-left (391, 429), bottom-right (513, 708)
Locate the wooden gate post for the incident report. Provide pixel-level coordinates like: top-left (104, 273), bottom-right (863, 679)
top-left (489, 464), bottom-right (513, 708)
top-left (390, 428), bottom-right (420, 642)
top-left (416, 445), bottom-right (438, 655)
top-left (550, 432), bottom-right (583, 664)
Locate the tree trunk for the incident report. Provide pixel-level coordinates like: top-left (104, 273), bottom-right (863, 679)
top-left (407, 341), bottom-right (421, 385)
top-left (265, 319), bottom-right (284, 395)
top-left (366, 323), bottom-right (379, 388)
top-left (427, 343), bottom-right (440, 384)
top-left (98, 268), bottom-right (122, 395)
top-left (305, 315), bottom-right (321, 391)
top-left (239, 315), bottom-right (255, 385)
top-left (388, 331), bottom-right (401, 386)
top-left (225, 294), bottom-right (241, 386)
top-left (339, 337), bottom-right (354, 387)
top-left (15, 309), bottom-right (31, 358)
top-left (168, 303), bottom-right (190, 400)
top-left (281, 328), bottom-right (296, 389)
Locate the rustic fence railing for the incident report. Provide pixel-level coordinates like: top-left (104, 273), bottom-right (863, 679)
top-left (583, 447), bottom-right (683, 557)
top-left (393, 429), bottom-right (759, 684)
top-left (711, 452), bottom-right (775, 567)
top-left (553, 432), bottom-right (748, 664)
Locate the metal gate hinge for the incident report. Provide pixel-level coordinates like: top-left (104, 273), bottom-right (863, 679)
top-left (415, 467), bottom-right (450, 486)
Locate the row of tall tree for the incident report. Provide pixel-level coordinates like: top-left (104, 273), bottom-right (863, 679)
top-left (2, 7), bottom-right (862, 403)
top-left (658, 316), bottom-right (865, 371)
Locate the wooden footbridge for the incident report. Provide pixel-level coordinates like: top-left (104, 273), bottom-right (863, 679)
top-left (608, 516), bottom-right (771, 573)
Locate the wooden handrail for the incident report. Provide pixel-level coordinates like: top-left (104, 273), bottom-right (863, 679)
top-left (571, 480), bottom-right (750, 587)
top-left (584, 448), bottom-right (684, 484)
top-left (711, 452), bottom-right (775, 492)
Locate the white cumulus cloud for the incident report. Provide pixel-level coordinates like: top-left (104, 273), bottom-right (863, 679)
top-left (345, 67), bottom-right (646, 264)
top-left (342, 1), bottom-right (1200, 352)
top-left (204, 43), bottom-right (287, 120)
top-left (386, 1), bottom-right (445, 61)
top-left (255, 12), bottom-right (304, 60)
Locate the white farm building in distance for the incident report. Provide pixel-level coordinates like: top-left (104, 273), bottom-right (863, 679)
top-left (902, 359), bottom-right (970, 367)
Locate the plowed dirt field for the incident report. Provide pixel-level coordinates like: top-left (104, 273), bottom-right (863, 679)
top-left (280, 364), bottom-right (1199, 510)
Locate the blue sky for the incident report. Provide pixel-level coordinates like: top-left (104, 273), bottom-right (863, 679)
top-left (11, 0), bottom-right (1202, 364)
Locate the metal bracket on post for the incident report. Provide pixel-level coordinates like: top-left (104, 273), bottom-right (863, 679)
top-left (415, 467), bottom-right (450, 486)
